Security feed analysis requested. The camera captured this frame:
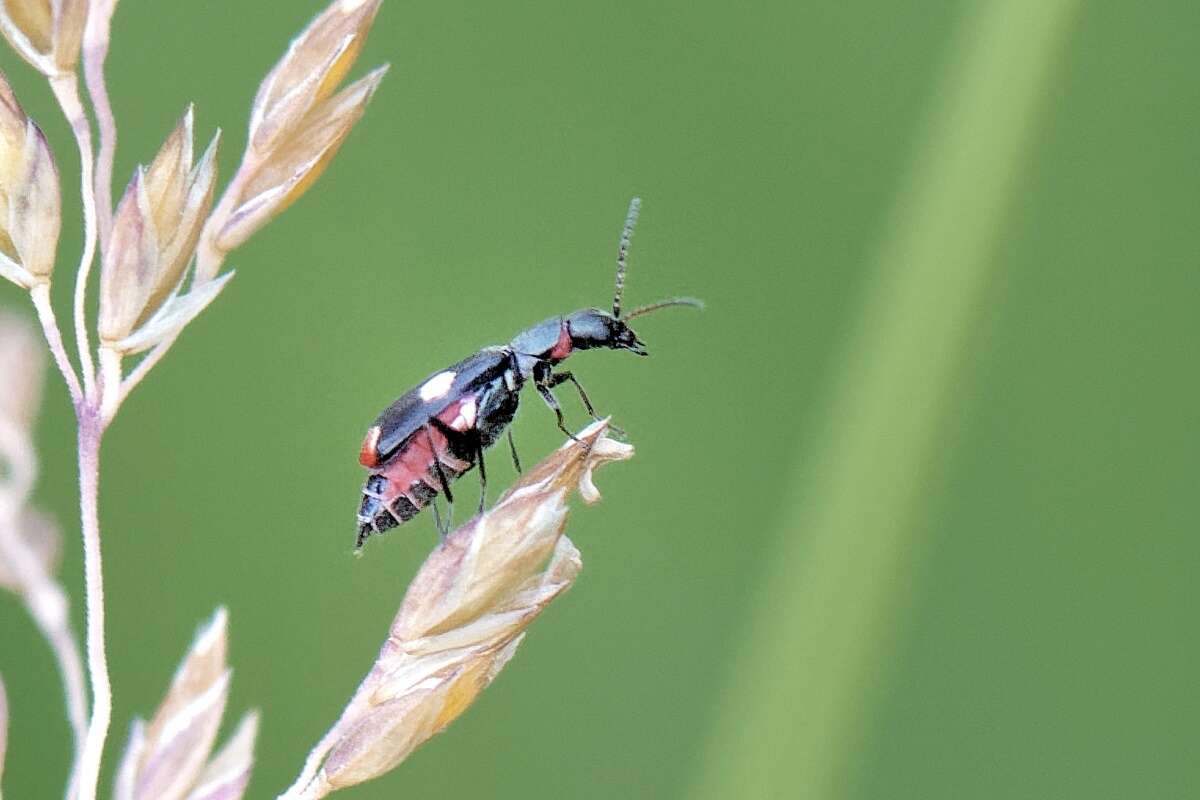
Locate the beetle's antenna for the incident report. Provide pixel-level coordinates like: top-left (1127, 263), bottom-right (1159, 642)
top-left (613, 197), bottom-right (641, 319)
top-left (624, 296), bottom-right (705, 320)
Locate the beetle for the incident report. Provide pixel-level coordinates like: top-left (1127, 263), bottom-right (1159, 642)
top-left (355, 198), bottom-right (701, 548)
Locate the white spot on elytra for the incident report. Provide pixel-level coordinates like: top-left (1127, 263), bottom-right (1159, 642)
top-left (451, 397), bottom-right (478, 431)
top-left (504, 369), bottom-right (517, 391)
top-left (419, 371), bottom-right (456, 401)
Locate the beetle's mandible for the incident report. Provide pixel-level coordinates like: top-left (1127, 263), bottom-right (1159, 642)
top-left (355, 198), bottom-right (701, 549)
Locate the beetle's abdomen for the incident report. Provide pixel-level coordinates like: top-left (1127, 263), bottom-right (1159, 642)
top-left (356, 398), bottom-right (478, 547)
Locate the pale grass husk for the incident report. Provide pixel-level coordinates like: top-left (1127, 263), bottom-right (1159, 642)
top-left (248, 0), bottom-right (382, 153)
top-left (279, 421), bottom-right (633, 799)
top-left (197, 0), bottom-right (387, 275)
top-left (97, 107), bottom-right (219, 347)
top-left (0, 2), bottom-right (389, 799)
top-left (0, 0), bottom-right (87, 76)
top-left (0, 68), bottom-right (60, 288)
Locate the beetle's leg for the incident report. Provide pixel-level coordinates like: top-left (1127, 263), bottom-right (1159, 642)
top-left (475, 433), bottom-right (487, 515)
top-left (536, 382), bottom-right (580, 442)
top-left (547, 371), bottom-right (600, 420)
top-left (430, 496), bottom-right (449, 538)
top-left (431, 415), bottom-right (480, 518)
top-left (423, 426), bottom-right (455, 505)
top-left (507, 429), bottom-right (523, 473)
top-left (423, 427), bottom-right (455, 537)
top-left (546, 370), bottom-right (626, 436)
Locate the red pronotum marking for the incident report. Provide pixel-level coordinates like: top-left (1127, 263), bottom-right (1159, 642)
top-left (548, 320), bottom-right (573, 360)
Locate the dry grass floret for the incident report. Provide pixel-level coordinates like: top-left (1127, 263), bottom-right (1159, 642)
top-left (282, 421), bottom-right (632, 798)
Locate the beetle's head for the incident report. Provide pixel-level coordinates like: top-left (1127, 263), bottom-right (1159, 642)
top-left (566, 308), bottom-right (647, 355)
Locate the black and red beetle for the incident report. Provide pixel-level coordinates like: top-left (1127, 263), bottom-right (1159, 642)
top-left (355, 198), bottom-right (701, 548)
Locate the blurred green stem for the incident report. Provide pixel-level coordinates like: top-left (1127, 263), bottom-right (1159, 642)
top-left (693, 1), bottom-right (1079, 797)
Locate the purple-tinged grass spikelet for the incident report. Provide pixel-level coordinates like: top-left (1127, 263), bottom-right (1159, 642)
top-left (113, 608), bottom-right (258, 800)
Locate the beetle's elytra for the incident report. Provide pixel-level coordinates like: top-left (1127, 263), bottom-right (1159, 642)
top-left (355, 198), bottom-right (701, 548)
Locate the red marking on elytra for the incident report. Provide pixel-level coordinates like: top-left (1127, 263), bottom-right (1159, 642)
top-left (358, 426), bottom-right (381, 467)
top-left (549, 320), bottom-right (573, 360)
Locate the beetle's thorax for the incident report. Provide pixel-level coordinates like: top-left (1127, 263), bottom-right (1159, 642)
top-left (509, 315), bottom-right (572, 380)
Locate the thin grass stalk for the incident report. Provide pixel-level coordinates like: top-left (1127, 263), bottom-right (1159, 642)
top-left (29, 284), bottom-right (82, 407)
top-left (692, 1), bottom-right (1081, 797)
top-left (47, 74), bottom-right (99, 400)
top-left (74, 412), bottom-right (108, 800)
top-left (82, 0), bottom-right (119, 249)
top-left (44, 64), bottom-right (110, 800)
top-left (40, 62), bottom-right (114, 800)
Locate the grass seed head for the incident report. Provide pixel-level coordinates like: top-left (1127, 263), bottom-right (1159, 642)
top-left (249, 0), bottom-right (381, 153)
top-left (0, 69), bottom-right (60, 288)
top-left (293, 422), bottom-right (632, 797)
top-left (98, 108), bottom-right (221, 350)
top-left (217, 64), bottom-right (386, 253)
top-left (0, 0), bottom-right (87, 76)
top-left (200, 0), bottom-right (386, 267)
top-left (113, 608), bottom-right (258, 800)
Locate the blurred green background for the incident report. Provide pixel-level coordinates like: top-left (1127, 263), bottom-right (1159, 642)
top-left (2, 0), bottom-right (1198, 798)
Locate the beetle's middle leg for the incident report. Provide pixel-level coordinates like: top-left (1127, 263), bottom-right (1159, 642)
top-left (430, 496), bottom-right (449, 538)
top-left (424, 427), bottom-right (455, 536)
top-left (506, 429), bottom-right (522, 473)
top-left (474, 433), bottom-right (487, 515)
top-left (430, 416), bottom-right (484, 516)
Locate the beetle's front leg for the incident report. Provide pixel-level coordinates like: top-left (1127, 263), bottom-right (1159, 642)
top-left (535, 382), bottom-right (580, 443)
top-left (546, 370), bottom-right (625, 437)
top-left (546, 371), bottom-right (600, 420)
